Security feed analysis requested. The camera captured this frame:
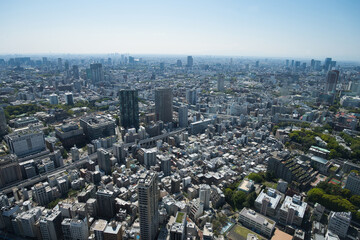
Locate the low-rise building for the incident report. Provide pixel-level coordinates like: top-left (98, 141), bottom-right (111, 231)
top-left (238, 208), bottom-right (275, 238)
top-left (327, 211), bottom-right (351, 239)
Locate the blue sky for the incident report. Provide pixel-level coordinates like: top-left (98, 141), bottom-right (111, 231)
top-left (0, 0), bottom-right (359, 61)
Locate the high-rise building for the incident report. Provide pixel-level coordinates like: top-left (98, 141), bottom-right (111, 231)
top-left (96, 189), bottom-right (117, 219)
top-left (90, 63), bottom-right (104, 84)
top-left (279, 195), bottom-right (307, 226)
top-left (328, 211), bottom-right (351, 238)
top-left (97, 148), bottom-right (112, 175)
top-left (58, 58), bottom-right (63, 71)
top-left (217, 76), bottom-right (225, 91)
top-left (92, 219), bottom-right (108, 240)
top-left (199, 184), bottom-right (211, 210)
top-left (64, 61), bottom-right (69, 71)
top-left (325, 70), bottom-right (339, 93)
top-left (186, 56), bottom-right (193, 67)
top-left (49, 94), bottom-right (59, 105)
top-left (344, 171), bottom-right (360, 195)
top-left (31, 182), bottom-right (53, 206)
top-left (186, 89), bottom-right (197, 105)
top-left (72, 65), bottom-right (80, 79)
top-left (138, 171), bottom-right (159, 240)
top-left (155, 88), bottom-right (173, 123)
top-left (119, 90), bottom-right (139, 129)
top-left (178, 105), bottom-right (188, 128)
top-left (65, 92), bottom-right (74, 105)
top-left (104, 221), bottom-right (122, 240)
top-left (159, 155), bottom-right (171, 177)
top-left (176, 60), bottom-right (182, 67)
top-left (286, 59), bottom-right (289, 67)
top-left (39, 210), bottom-right (62, 240)
top-left (0, 107), bottom-right (7, 137)
top-left (324, 57), bottom-right (332, 71)
top-left (61, 218), bottom-right (89, 240)
top-left (170, 212), bottom-right (187, 240)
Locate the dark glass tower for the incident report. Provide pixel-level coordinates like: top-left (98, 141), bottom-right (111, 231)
top-left (119, 89), bottom-right (139, 129)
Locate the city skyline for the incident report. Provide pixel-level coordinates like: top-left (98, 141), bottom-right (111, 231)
top-left (1, 0), bottom-right (360, 61)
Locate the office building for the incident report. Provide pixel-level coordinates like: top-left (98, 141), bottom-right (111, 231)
top-left (199, 184), bottom-right (211, 210)
top-left (96, 189), bottom-right (117, 219)
top-left (5, 128), bottom-right (45, 157)
top-left (202, 223), bottom-right (214, 240)
top-left (62, 218), bottom-right (89, 240)
top-left (176, 60), bottom-right (182, 67)
top-left (178, 105), bottom-right (188, 128)
top-left (72, 65), bottom-right (79, 79)
top-left (15, 207), bottom-right (43, 238)
top-left (65, 92), bottom-right (74, 105)
top-left (324, 57), bottom-right (332, 71)
top-left (238, 208), bottom-right (275, 238)
top-left (0, 160), bottom-right (23, 187)
top-left (119, 89), bottom-right (139, 129)
top-left (171, 174), bottom-right (181, 194)
top-left (254, 188), bottom-right (282, 217)
top-left (97, 148), bottom-right (112, 175)
top-left (93, 219), bottom-right (108, 240)
top-left (80, 115), bottom-right (116, 141)
top-left (90, 63), bottom-right (104, 84)
top-left (217, 76), bottom-right (225, 91)
top-left (186, 56), bottom-right (193, 67)
top-left (325, 70), bottom-right (339, 93)
top-left (189, 119), bottom-right (212, 135)
top-left (170, 212), bottom-right (187, 240)
top-left (279, 195), bottom-right (307, 226)
top-left (186, 89), bottom-right (197, 105)
top-left (104, 221), bottom-right (123, 240)
top-left (328, 211), bottom-right (351, 239)
top-left (49, 94), bottom-right (59, 105)
top-left (58, 58), bottom-right (63, 70)
top-left (32, 182), bottom-right (53, 206)
top-left (138, 171), bottom-right (159, 240)
top-left (160, 155), bottom-right (171, 177)
top-left (55, 122), bottom-right (85, 148)
top-left (0, 107), bottom-right (7, 137)
top-left (39, 210), bottom-right (62, 240)
top-left (344, 171), bottom-right (360, 195)
top-left (155, 88), bottom-right (173, 123)
top-left (71, 146), bottom-right (80, 161)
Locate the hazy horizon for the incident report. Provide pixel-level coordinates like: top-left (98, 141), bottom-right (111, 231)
top-left (1, 0), bottom-right (360, 61)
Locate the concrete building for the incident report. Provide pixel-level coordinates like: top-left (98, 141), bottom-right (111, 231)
top-left (325, 70), bottom-right (339, 93)
top-left (279, 195), bottom-right (307, 226)
top-left (327, 211), bottom-right (351, 239)
top-left (138, 171), bottom-right (159, 240)
top-left (155, 88), bottom-right (173, 123)
top-left (15, 207), bottom-right (43, 238)
top-left (238, 178), bottom-right (254, 193)
top-left (217, 76), bottom-right (225, 91)
top-left (345, 171), bottom-right (360, 195)
top-left (93, 219), bottom-right (108, 240)
top-left (62, 218), bottom-right (89, 240)
top-left (90, 63), bottom-right (104, 84)
top-left (96, 189), bottom-right (116, 219)
top-left (254, 188), bottom-right (282, 217)
top-left (5, 127), bottom-right (45, 157)
top-left (186, 56), bottom-right (193, 68)
top-left (39, 210), bottom-right (62, 240)
top-left (0, 107), bottom-right (8, 137)
top-left (65, 92), bottom-right (74, 105)
top-left (178, 105), bottom-right (188, 128)
top-left (80, 115), bottom-right (115, 141)
top-left (31, 182), bottom-right (53, 206)
top-left (104, 221), bottom-right (122, 240)
top-left (238, 208), bottom-right (275, 238)
top-left (55, 122), bottom-right (85, 148)
top-left (170, 212), bottom-right (187, 240)
top-left (119, 89), bottom-right (139, 129)
top-left (189, 119), bottom-right (212, 135)
top-left (199, 184), bottom-right (211, 210)
top-left (97, 148), bottom-right (112, 175)
top-left (160, 155), bottom-right (171, 177)
top-left (0, 160), bottom-right (23, 188)
top-left (186, 89), bottom-right (197, 105)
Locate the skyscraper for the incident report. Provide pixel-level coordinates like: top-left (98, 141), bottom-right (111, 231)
top-left (0, 107), bottom-right (7, 137)
top-left (324, 58), bottom-right (332, 71)
top-left (176, 60), bottom-right (182, 67)
top-left (57, 58), bottom-right (62, 71)
top-left (72, 65), bottom-right (79, 79)
top-left (217, 76), bottom-right (225, 91)
top-left (138, 171), bottom-right (159, 240)
top-left (186, 56), bottom-right (193, 68)
top-left (90, 63), bottom-right (104, 84)
top-left (186, 89), bottom-right (197, 105)
top-left (325, 70), bottom-right (339, 93)
top-left (65, 92), bottom-right (74, 105)
top-left (96, 189), bottom-right (116, 219)
top-left (199, 184), bottom-right (211, 210)
top-left (97, 148), bottom-right (111, 175)
top-left (155, 88), bottom-right (173, 123)
top-left (178, 105), bottom-right (188, 128)
top-left (119, 90), bottom-right (139, 129)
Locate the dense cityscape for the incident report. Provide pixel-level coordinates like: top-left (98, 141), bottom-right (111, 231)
top-left (0, 54), bottom-right (359, 240)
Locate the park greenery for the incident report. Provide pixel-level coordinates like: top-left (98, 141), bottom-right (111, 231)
top-left (307, 182), bottom-right (360, 222)
top-left (4, 104), bottom-right (42, 120)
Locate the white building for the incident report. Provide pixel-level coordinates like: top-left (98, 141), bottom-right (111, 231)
top-left (62, 218), bottom-right (89, 240)
top-left (327, 211), bottom-right (351, 238)
top-left (5, 127), bottom-right (45, 157)
top-left (199, 184), bottom-right (211, 210)
top-left (39, 210), bottom-right (62, 240)
top-left (238, 208), bottom-right (275, 238)
top-left (279, 195), bottom-right (307, 226)
top-left (254, 188), bottom-right (282, 217)
top-left (344, 172), bottom-right (360, 195)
